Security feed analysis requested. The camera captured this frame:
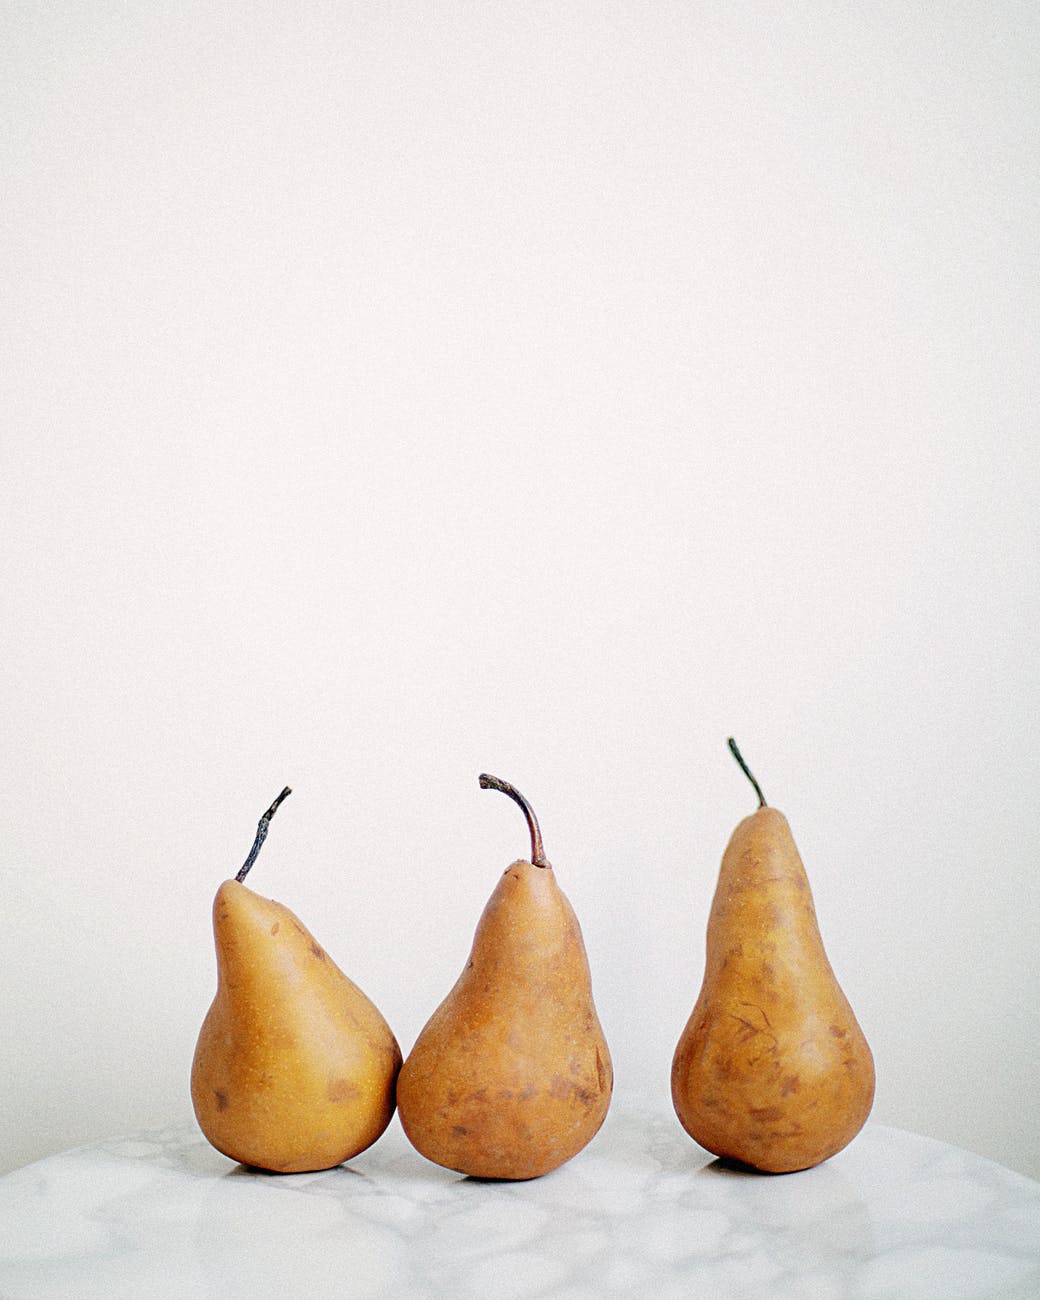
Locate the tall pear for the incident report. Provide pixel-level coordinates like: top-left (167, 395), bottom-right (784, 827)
top-left (671, 742), bottom-right (875, 1173)
top-left (191, 789), bottom-right (402, 1173)
top-left (396, 775), bottom-right (612, 1180)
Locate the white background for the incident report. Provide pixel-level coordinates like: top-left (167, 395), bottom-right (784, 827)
top-left (3, 3), bottom-right (1038, 1180)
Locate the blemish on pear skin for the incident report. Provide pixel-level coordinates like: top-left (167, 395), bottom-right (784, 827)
top-left (269, 922), bottom-right (280, 935)
top-left (765, 904), bottom-right (785, 930)
top-left (452, 1125), bottom-right (470, 1136)
top-left (780, 1074), bottom-right (801, 1096)
top-left (730, 1015), bottom-right (759, 1043)
top-left (214, 1089), bottom-right (230, 1111)
top-left (310, 942), bottom-right (327, 961)
top-left (730, 1011), bottom-right (775, 1046)
top-left (749, 1105), bottom-right (784, 1123)
top-left (327, 1078), bottom-right (360, 1103)
top-left (829, 1024), bottom-right (847, 1038)
top-left (549, 1074), bottom-right (595, 1105)
top-left (548, 1075), bottom-right (570, 1101)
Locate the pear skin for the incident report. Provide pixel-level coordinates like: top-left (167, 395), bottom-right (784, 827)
top-left (396, 778), bottom-right (612, 1180)
top-left (192, 880), bottom-right (402, 1172)
top-left (672, 748), bottom-right (875, 1173)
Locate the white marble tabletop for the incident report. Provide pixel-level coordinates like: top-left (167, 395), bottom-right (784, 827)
top-left (1, 1102), bottom-right (1037, 1299)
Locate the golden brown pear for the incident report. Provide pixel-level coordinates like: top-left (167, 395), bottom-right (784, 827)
top-left (396, 775), bottom-right (612, 1180)
top-left (190, 789), bottom-right (402, 1173)
top-left (671, 743), bottom-right (875, 1173)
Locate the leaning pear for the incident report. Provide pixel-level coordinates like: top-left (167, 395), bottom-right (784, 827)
top-left (191, 789), bottom-right (402, 1172)
top-left (396, 775), bottom-right (612, 1179)
top-left (671, 742), bottom-right (875, 1172)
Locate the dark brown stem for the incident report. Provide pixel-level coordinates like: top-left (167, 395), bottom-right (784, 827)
top-left (236, 787), bottom-right (292, 882)
top-left (727, 738), bottom-right (767, 808)
top-left (479, 774), bottom-right (551, 868)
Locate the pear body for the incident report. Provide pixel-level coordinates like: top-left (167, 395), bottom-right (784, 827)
top-left (191, 880), bottom-right (402, 1172)
top-left (396, 860), bottom-right (612, 1179)
top-left (671, 807), bottom-right (874, 1173)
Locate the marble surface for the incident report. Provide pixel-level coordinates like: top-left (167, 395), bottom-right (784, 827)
top-left (1, 1105), bottom-right (1037, 1299)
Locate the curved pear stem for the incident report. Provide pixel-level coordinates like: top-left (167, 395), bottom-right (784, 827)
top-left (727, 738), bottom-right (767, 808)
top-left (479, 774), bottom-right (551, 868)
top-left (235, 786), bottom-right (292, 882)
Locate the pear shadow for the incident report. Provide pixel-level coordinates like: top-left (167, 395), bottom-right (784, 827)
top-left (661, 1132), bottom-right (810, 1179)
top-left (699, 1155), bottom-right (801, 1178)
top-left (221, 1159), bottom-right (370, 1184)
top-left (460, 1169), bottom-right (557, 1186)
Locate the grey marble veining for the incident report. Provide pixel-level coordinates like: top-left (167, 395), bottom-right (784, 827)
top-left (1, 1104), bottom-right (1037, 1299)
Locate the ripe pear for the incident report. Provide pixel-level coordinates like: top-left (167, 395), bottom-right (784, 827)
top-left (191, 789), bottom-right (402, 1173)
top-left (671, 742), bottom-right (875, 1173)
top-left (396, 775), bottom-right (612, 1180)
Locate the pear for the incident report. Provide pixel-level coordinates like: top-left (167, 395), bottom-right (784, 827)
top-left (396, 775), bottom-right (612, 1180)
top-left (671, 742), bottom-right (875, 1173)
top-left (191, 789), bottom-right (402, 1173)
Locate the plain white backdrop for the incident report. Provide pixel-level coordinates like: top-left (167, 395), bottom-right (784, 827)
top-left (3, 3), bottom-right (1038, 1180)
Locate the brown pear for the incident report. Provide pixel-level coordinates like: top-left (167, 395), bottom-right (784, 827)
top-left (396, 775), bottom-right (612, 1179)
top-left (191, 789), bottom-right (402, 1173)
top-left (671, 742), bottom-right (875, 1173)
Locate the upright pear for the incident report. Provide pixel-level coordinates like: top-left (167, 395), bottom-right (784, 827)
top-left (671, 742), bottom-right (875, 1173)
top-left (191, 789), bottom-right (402, 1173)
top-left (396, 775), bottom-right (612, 1180)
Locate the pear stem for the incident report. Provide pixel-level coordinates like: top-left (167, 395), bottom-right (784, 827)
top-left (479, 774), bottom-right (551, 868)
top-left (727, 738), bottom-right (767, 808)
top-left (235, 787), bottom-right (292, 882)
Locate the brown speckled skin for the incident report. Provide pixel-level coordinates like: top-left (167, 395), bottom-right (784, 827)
top-left (671, 808), bottom-right (874, 1173)
top-left (396, 860), bottom-right (612, 1180)
top-left (191, 880), bottom-right (402, 1173)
